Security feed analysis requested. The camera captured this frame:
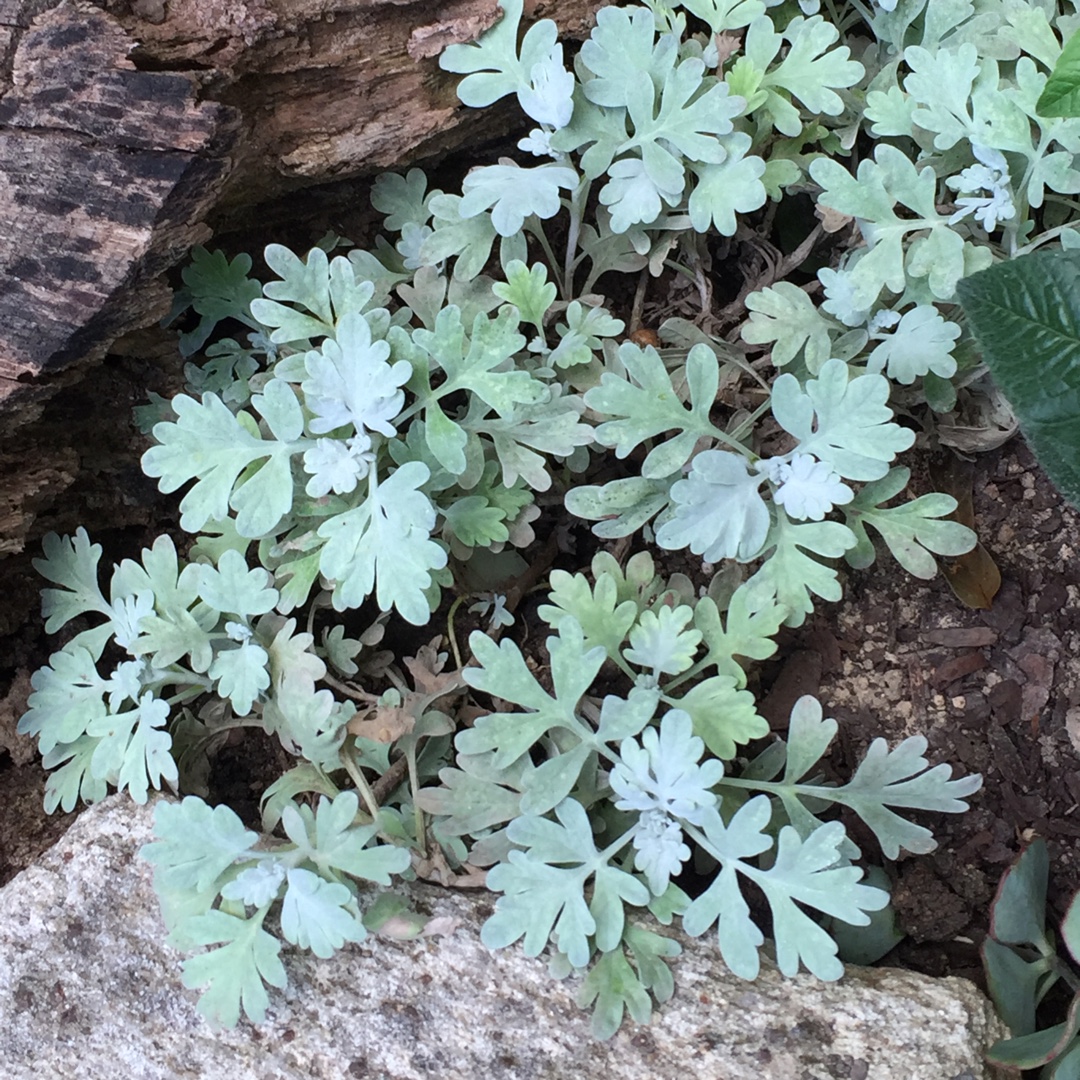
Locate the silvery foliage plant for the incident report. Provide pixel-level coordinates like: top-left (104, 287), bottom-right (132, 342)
top-left (24, 0), bottom-right (1062, 1036)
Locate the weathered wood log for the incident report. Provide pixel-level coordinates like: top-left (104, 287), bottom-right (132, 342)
top-left (0, 0), bottom-right (600, 556)
top-left (0, 0), bottom-right (237, 551)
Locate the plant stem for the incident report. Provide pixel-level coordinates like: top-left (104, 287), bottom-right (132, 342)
top-left (405, 747), bottom-right (427, 859)
top-left (321, 671), bottom-right (380, 702)
top-left (664, 259), bottom-right (699, 283)
top-left (600, 827), bottom-right (638, 864)
top-left (341, 745), bottom-right (383, 821)
top-left (531, 221), bottom-right (562, 293)
top-left (728, 396), bottom-right (776, 444)
top-left (1053, 955), bottom-right (1080, 998)
top-left (446, 594), bottom-right (468, 671)
top-left (564, 178), bottom-right (591, 298)
top-left (1014, 221), bottom-right (1080, 257)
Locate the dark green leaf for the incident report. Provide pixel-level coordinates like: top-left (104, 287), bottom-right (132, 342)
top-left (957, 252), bottom-right (1080, 508)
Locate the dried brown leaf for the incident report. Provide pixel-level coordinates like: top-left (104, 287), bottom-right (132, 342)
top-left (930, 456), bottom-right (1002, 610)
top-left (347, 705), bottom-right (414, 743)
top-left (403, 639), bottom-right (461, 698)
top-left (816, 204), bottom-right (853, 233)
top-left (930, 651), bottom-right (986, 688)
top-left (922, 626), bottom-right (997, 647)
top-left (714, 31), bottom-right (742, 67)
top-left (413, 843), bottom-right (488, 888)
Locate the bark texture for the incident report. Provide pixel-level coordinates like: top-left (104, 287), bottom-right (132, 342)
top-left (0, 0), bottom-right (600, 556)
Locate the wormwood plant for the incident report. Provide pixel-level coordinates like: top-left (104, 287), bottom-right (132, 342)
top-left (29, 0), bottom-right (1080, 1037)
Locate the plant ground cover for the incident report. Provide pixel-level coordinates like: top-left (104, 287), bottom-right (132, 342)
top-left (0, 205), bottom-right (1077, 1012)
top-left (3, 0), bottom-right (1080, 1053)
top-left (1, 419), bottom-right (1078, 1001)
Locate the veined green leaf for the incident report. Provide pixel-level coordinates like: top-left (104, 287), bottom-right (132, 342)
top-left (1036, 29), bottom-right (1080, 118)
top-left (957, 250), bottom-right (1080, 508)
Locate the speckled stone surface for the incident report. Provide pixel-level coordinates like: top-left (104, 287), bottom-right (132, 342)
top-left (0, 795), bottom-right (1009, 1080)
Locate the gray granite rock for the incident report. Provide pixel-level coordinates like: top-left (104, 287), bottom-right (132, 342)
top-left (0, 795), bottom-right (1009, 1080)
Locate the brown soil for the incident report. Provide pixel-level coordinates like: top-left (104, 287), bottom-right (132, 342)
top-left (758, 436), bottom-right (1080, 986)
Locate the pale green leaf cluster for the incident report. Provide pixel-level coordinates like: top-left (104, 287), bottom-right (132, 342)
top-left (810, 146), bottom-right (994, 310)
top-left (17, 530), bottom-right (370, 811)
top-left (141, 792), bottom-right (409, 1025)
top-left (435, 0), bottom-right (865, 270)
top-left (425, 583), bottom-right (979, 987)
top-left (864, 37), bottom-right (1080, 223)
top-left (143, 239), bottom-right (597, 626)
top-left (567, 345), bottom-right (953, 622)
top-left (18, 0), bottom-right (1006, 1045)
top-left (769, 0), bottom-right (1080, 391)
top-left (415, 549), bottom-right (978, 1025)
